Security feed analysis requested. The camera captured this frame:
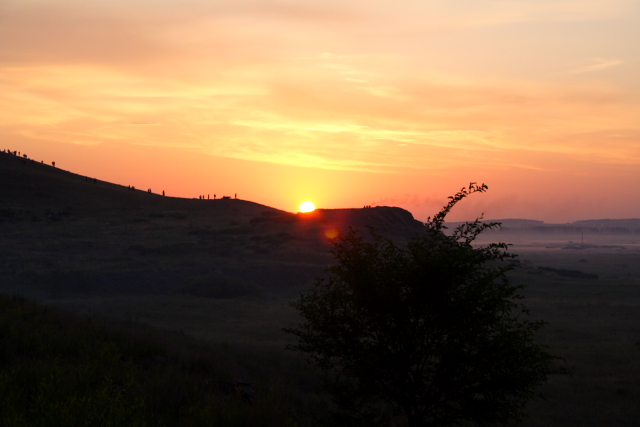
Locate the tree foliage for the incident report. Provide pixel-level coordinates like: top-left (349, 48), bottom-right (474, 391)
top-left (284, 184), bottom-right (567, 427)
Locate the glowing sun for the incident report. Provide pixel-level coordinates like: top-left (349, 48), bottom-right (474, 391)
top-left (300, 201), bottom-right (316, 213)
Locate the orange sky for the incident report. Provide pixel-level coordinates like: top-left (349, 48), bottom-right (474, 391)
top-left (2, 0), bottom-right (639, 222)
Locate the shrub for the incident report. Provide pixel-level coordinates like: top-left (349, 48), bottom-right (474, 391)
top-left (285, 184), bottom-right (569, 427)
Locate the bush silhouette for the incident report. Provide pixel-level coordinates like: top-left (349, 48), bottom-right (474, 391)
top-left (284, 183), bottom-right (568, 427)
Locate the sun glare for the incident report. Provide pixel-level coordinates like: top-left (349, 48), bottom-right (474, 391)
top-left (300, 201), bottom-right (316, 213)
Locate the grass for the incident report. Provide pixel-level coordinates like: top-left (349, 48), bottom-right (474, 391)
top-left (508, 250), bottom-right (640, 427)
top-left (3, 250), bottom-right (640, 426)
top-left (0, 294), bottom-right (329, 427)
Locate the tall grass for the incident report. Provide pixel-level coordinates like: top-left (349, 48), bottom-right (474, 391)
top-left (0, 295), bottom-right (325, 427)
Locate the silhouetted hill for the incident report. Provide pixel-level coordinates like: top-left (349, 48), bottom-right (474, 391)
top-left (572, 219), bottom-right (640, 229)
top-left (478, 219), bottom-right (545, 227)
top-left (0, 150), bottom-right (282, 220)
top-left (0, 151), bottom-right (425, 296)
top-left (445, 218), bottom-right (640, 235)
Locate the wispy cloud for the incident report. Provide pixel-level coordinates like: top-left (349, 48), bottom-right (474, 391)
top-left (567, 58), bottom-right (625, 74)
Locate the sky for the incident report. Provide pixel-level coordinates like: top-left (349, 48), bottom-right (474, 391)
top-left (1, 0), bottom-right (639, 223)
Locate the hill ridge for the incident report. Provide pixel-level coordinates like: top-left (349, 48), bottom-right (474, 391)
top-left (0, 150), bottom-right (425, 296)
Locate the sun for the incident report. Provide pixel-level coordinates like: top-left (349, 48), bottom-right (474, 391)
top-left (299, 201), bottom-right (316, 213)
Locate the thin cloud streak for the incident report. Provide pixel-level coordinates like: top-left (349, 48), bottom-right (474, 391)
top-left (567, 58), bottom-right (625, 74)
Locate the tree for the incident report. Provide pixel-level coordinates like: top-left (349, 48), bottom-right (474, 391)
top-left (284, 184), bottom-right (567, 427)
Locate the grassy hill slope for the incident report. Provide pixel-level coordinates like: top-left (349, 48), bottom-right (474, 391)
top-left (0, 150), bottom-right (425, 297)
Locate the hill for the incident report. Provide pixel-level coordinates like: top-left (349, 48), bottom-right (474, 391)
top-left (0, 150), bottom-right (426, 297)
top-left (446, 218), bottom-right (640, 235)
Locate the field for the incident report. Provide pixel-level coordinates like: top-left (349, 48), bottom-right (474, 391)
top-left (508, 242), bottom-right (640, 426)
top-left (2, 151), bottom-right (640, 425)
top-left (4, 238), bottom-right (639, 425)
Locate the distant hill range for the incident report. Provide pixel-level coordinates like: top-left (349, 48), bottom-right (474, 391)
top-left (446, 218), bottom-right (640, 234)
top-left (0, 150), bottom-right (425, 296)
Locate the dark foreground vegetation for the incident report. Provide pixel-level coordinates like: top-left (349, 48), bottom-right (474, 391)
top-left (0, 294), bottom-right (327, 427)
top-left (286, 184), bottom-right (568, 427)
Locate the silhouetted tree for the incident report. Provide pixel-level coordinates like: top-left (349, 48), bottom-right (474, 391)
top-left (284, 183), bottom-right (567, 427)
